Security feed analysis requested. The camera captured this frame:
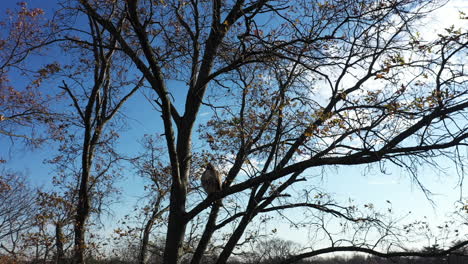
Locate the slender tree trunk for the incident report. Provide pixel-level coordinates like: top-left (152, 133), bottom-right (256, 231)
top-left (138, 220), bottom-right (152, 264)
top-left (190, 203), bottom-right (221, 264)
top-left (215, 212), bottom-right (253, 264)
top-left (216, 187), bottom-right (264, 264)
top-left (43, 244), bottom-right (50, 264)
top-left (74, 163), bottom-right (91, 264)
top-left (35, 238), bottom-right (40, 262)
top-left (139, 203), bottom-right (165, 264)
top-left (55, 222), bottom-right (65, 264)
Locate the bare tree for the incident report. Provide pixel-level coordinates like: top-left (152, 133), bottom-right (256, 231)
top-left (132, 135), bottom-right (171, 264)
top-left (67, 0), bottom-right (468, 263)
top-left (41, 6), bottom-right (145, 262)
top-left (245, 238), bottom-right (299, 264)
top-left (35, 190), bottom-right (76, 263)
top-left (0, 2), bottom-right (60, 147)
top-left (0, 171), bottom-right (37, 261)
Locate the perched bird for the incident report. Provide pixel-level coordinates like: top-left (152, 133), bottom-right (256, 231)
top-left (201, 163), bottom-right (222, 195)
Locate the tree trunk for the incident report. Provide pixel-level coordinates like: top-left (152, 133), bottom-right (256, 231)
top-left (190, 203), bottom-right (221, 264)
top-left (162, 183), bottom-right (187, 264)
top-left (215, 213), bottom-right (252, 264)
top-left (161, 123), bottom-right (193, 264)
top-left (55, 222), bottom-right (65, 264)
top-left (138, 219), bottom-right (153, 264)
top-left (43, 244), bottom-right (50, 264)
top-left (216, 188), bottom-right (263, 264)
top-left (73, 169), bottom-right (90, 264)
top-left (139, 207), bottom-right (161, 264)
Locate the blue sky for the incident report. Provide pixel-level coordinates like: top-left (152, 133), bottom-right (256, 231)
top-left (1, 0), bottom-right (467, 250)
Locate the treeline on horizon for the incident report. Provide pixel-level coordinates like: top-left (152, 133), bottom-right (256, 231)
top-left (5, 254), bottom-right (468, 264)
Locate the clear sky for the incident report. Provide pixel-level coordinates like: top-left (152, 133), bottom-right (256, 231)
top-left (1, 0), bottom-right (467, 252)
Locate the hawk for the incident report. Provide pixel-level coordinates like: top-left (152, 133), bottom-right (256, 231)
top-left (201, 163), bottom-right (222, 195)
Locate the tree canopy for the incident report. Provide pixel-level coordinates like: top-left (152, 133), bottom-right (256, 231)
top-left (1, 0), bottom-right (468, 263)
